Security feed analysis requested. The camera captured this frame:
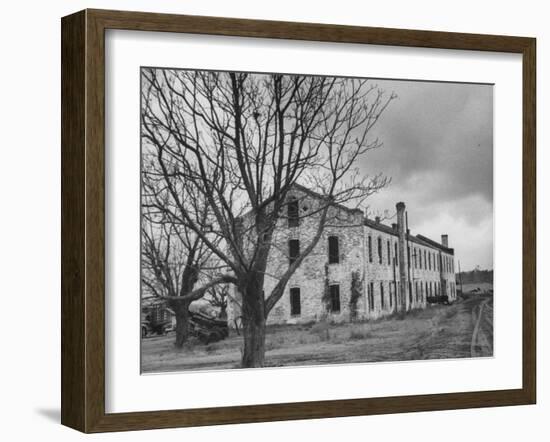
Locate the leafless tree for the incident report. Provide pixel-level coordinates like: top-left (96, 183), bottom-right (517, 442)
top-left (141, 69), bottom-right (394, 366)
top-left (141, 157), bottom-right (232, 347)
top-left (207, 285), bottom-right (229, 319)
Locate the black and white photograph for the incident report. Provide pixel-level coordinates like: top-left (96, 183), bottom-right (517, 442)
top-left (139, 68), bottom-right (494, 373)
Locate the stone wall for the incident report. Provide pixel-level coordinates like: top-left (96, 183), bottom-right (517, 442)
top-left (226, 188), bottom-right (457, 327)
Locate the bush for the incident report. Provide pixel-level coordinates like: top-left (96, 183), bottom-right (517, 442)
top-left (310, 322), bottom-right (331, 341)
top-left (349, 329), bottom-right (370, 340)
top-left (348, 324), bottom-right (371, 340)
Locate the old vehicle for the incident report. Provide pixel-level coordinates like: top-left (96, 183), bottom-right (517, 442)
top-left (426, 294), bottom-right (450, 305)
top-left (189, 311), bottom-right (228, 344)
top-left (141, 305), bottom-right (174, 338)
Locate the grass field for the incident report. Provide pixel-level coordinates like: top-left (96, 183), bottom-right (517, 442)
top-left (141, 294), bottom-right (493, 373)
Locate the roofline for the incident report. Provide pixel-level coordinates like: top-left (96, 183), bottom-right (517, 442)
top-left (291, 183), bottom-right (364, 215)
top-left (364, 218), bottom-right (454, 255)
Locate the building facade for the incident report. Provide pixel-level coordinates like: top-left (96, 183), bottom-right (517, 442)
top-left (227, 185), bottom-right (457, 326)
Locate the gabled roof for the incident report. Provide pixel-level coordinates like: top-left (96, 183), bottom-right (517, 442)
top-left (290, 183), bottom-right (364, 215)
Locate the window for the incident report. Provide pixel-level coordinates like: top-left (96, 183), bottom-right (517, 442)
top-left (407, 245), bottom-right (411, 268)
top-left (328, 236), bottom-right (339, 264)
top-left (409, 281), bottom-right (413, 304)
top-left (424, 250), bottom-right (427, 270)
top-left (414, 248), bottom-right (417, 268)
top-left (428, 252), bottom-right (431, 271)
top-left (380, 282), bottom-right (385, 309)
top-left (288, 199), bottom-right (299, 227)
top-left (394, 242), bottom-right (398, 266)
top-left (378, 237), bottom-right (383, 264)
top-left (387, 240), bottom-right (391, 265)
top-left (368, 236), bottom-right (373, 263)
top-left (288, 239), bottom-right (300, 265)
top-left (389, 282), bottom-right (393, 307)
top-left (329, 284), bottom-right (341, 313)
top-left (290, 287), bottom-right (301, 316)
top-left (369, 282), bottom-right (374, 311)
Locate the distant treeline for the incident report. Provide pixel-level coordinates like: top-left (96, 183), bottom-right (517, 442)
top-left (458, 269), bottom-right (493, 284)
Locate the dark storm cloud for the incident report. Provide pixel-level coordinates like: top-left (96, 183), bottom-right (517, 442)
top-left (358, 80), bottom-right (493, 270)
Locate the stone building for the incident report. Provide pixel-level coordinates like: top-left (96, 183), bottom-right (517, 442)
top-left (227, 184), bottom-right (457, 326)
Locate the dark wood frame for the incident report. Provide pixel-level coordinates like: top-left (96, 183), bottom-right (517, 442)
top-left (61, 8), bottom-right (536, 433)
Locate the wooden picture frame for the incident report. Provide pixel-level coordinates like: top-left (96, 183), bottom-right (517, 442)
top-left (61, 8), bottom-right (536, 433)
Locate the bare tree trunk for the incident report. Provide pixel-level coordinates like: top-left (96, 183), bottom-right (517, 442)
top-left (242, 312), bottom-right (266, 368)
top-left (240, 279), bottom-right (266, 368)
top-left (172, 299), bottom-right (191, 348)
top-left (219, 304), bottom-right (227, 320)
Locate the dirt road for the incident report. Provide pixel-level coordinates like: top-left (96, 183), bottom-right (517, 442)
top-left (141, 294), bottom-right (493, 373)
top-left (470, 296), bottom-right (494, 357)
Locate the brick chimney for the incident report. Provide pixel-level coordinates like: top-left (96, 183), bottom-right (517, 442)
top-left (441, 234), bottom-right (448, 248)
top-left (396, 202), bottom-right (408, 312)
top-left (375, 216), bottom-right (381, 224)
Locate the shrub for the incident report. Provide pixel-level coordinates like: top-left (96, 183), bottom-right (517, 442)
top-left (349, 329), bottom-right (370, 340)
top-left (310, 321), bottom-right (331, 341)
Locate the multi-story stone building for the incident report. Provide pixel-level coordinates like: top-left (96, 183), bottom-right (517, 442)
top-left (227, 184), bottom-right (457, 326)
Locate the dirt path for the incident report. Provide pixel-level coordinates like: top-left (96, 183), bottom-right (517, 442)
top-left (141, 295), bottom-right (493, 373)
top-left (471, 297), bottom-right (494, 357)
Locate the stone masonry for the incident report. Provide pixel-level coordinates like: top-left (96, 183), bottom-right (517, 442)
top-left (227, 184), bottom-right (457, 326)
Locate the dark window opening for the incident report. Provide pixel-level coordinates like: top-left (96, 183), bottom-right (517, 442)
top-left (380, 282), bottom-right (385, 309)
top-left (289, 239), bottom-right (300, 265)
top-left (290, 287), bottom-right (301, 316)
top-left (329, 284), bottom-right (341, 313)
top-left (387, 240), bottom-right (391, 265)
top-left (369, 282), bottom-right (374, 311)
top-left (424, 250), bottom-right (427, 270)
top-left (288, 199), bottom-right (299, 227)
top-left (328, 236), bottom-right (339, 264)
top-left (378, 237), bottom-right (383, 264)
top-left (368, 236), bottom-right (373, 263)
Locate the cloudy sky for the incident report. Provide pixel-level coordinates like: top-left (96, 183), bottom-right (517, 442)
top-left (359, 79), bottom-right (493, 272)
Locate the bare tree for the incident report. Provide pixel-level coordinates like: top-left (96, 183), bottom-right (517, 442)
top-left (207, 285), bottom-right (229, 319)
top-left (141, 157), bottom-right (233, 347)
top-left (141, 69), bottom-right (394, 366)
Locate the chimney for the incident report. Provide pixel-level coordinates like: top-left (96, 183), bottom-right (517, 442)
top-left (396, 202), bottom-right (408, 312)
top-left (441, 234), bottom-right (448, 248)
top-left (391, 223), bottom-right (397, 231)
top-left (375, 216), bottom-right (381, 224)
